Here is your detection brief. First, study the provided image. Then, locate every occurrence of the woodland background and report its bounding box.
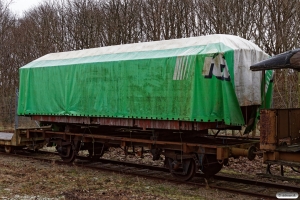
[0,0,298,128]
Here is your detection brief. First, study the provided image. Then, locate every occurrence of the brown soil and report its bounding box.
[0,147,279,200]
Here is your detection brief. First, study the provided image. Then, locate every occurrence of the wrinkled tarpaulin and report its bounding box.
[18,34,272,126]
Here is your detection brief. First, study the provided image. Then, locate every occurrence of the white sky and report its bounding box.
[7,0,46,16]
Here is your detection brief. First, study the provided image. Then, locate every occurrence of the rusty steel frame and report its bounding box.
[260,108,300,148]
[260,109,277,151]
[27,114,259,161]
[0,128,46,149]
[263,151,300,163]
[260,108,300,165]
[27,129,258,161]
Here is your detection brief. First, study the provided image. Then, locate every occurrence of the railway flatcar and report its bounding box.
[251,49,300,177]
[0,128,45,153]
[14,34,272,180]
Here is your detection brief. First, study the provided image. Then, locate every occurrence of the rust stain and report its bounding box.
[31,115,234,131]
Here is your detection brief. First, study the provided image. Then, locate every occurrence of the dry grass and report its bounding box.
[0,153,259,200]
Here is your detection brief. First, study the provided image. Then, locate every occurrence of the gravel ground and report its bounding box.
[0,147,282,200]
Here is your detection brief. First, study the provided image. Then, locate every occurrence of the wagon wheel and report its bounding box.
[61,147,76,163]
[4,146,13,153]
[165,157,196,181]
[201,154,223,177]
[56,143,76,163]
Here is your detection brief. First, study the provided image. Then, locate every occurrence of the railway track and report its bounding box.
[0,149,299,200]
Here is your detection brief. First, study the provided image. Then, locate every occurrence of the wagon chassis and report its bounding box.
[20,123,259,181]
[0,111,261,181]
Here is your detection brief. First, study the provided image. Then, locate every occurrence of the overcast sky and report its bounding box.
[8,0,46,16]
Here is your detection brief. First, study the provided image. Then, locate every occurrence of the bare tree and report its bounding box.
[253,0,300,109]
[100,0,143,45]
[4,0,300,128]
[195,0,260,39]
[63,0,105,49]
[255,0,300,55]
[0,0,17,127]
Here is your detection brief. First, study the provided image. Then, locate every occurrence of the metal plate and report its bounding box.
[0,132,14,141]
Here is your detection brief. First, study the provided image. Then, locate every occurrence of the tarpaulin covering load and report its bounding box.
[18,34,270,126]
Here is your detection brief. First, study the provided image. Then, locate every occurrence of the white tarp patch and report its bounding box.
[173,56,195,80]
[202,54,230,81]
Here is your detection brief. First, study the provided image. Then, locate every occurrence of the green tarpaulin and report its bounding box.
[18,34,271,126]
